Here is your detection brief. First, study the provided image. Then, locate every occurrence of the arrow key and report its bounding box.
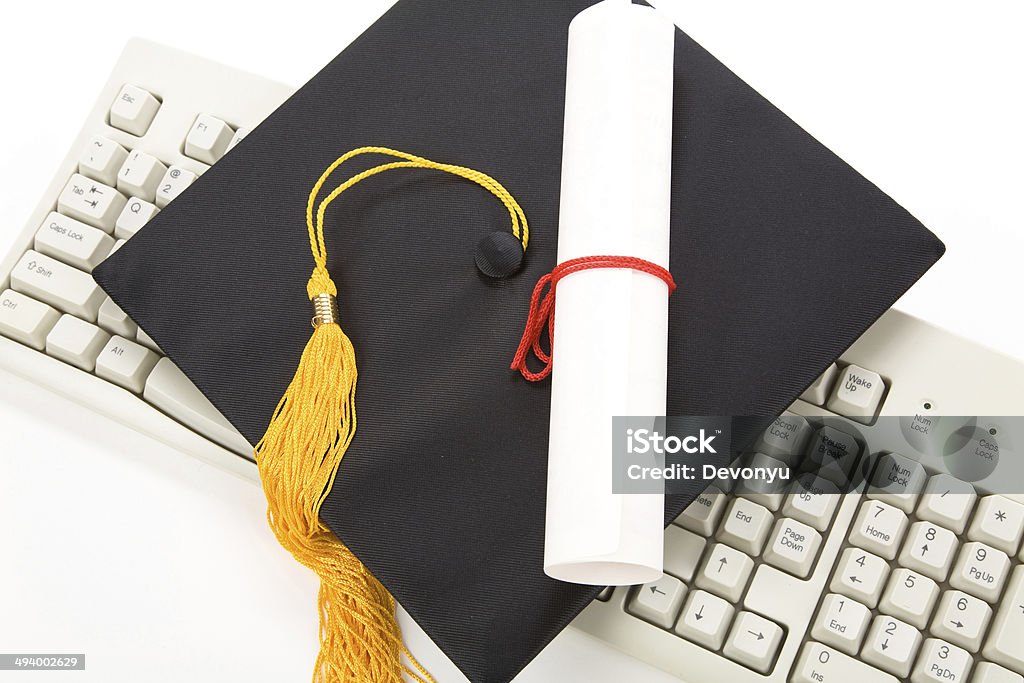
[695,542,754,603]
[723,610,783,674]
[898,521,958,582]
[830,547,891,608]
[861,614,922,678]
[929,589,991,652]
[674,589,735,650]
[626,574,686,630]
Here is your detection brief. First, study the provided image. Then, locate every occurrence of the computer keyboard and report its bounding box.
[0,39,292,479]
[577,333,1024,682]
[2,38,1024,683]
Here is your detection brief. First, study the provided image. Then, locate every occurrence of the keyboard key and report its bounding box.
[11,250,105,322]
[95,335,159,393]
[799,362,838,406]
[949,541,1010,602]
[626,574,686,629]
[861,615,922,678]
[117,150,167,202]
[673,589,734,650]
[663,526,706,582]
[673,485,725,536]
[136,327,161,352]
[144,358,252,456]
[783,473,840,531]
[916,474,976,535]
[811,593,872,655]
[762,517,821,578]
[155,165,197,208]
[898,521,958,582]
[695,542,753,602]
[974,663,1024,683]
[792,641,898,683]
[722,610,783,674]
[982,565,1024,674]
[34,212,114,271]
[78,135,128,185]
[97,296,137,338]
[595,587,612,602]
[804,425,861,485]
[716,497,773,555]
[755,412,812,464]
[827,363,885,423]
[735,452,790,510]
[226,127,248,153]
[911,638,973,683]
[849,500,908,560]
[968,495,1024,555]
[878,568,939,629]
[57,174,127,232]
[0,289,60,350]
[45,314,110,372]
[109,84,160,136]
[867,452,927,512]
[184,113,234,164]
[929,590,991,652]
[830,547,890,608]
[114,197,159,240]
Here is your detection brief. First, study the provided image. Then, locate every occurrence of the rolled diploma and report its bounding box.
[543,0,675,586]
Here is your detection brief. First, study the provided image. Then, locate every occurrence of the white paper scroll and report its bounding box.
[543,0,676,586]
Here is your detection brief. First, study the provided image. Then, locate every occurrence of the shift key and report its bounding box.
[11,250,105,322]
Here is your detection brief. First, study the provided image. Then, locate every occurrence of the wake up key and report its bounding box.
[827,363,886,424]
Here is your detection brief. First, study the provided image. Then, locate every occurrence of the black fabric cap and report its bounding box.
[92,2,944,681]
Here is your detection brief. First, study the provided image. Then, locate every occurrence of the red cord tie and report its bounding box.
[510,255,677,382]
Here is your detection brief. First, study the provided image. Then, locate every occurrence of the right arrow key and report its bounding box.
[723,610,783,674]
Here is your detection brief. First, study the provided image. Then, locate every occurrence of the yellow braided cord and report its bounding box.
[257,147,530,683]
[306,147,529,283]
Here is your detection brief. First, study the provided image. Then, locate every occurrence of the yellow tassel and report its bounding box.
[253,148,528,683]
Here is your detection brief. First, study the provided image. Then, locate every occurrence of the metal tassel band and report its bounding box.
[311,293,339,328]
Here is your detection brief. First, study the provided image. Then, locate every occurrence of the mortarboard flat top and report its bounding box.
[93,1,944,681]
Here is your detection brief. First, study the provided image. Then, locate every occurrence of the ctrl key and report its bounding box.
[793,642,897,683]
[625,574,686,629]
[0,289,60,350]
[95,335,158,393]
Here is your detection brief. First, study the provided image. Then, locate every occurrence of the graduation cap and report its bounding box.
[92,1,945,681]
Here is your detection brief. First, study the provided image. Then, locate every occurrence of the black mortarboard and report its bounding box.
[92,1,944,681]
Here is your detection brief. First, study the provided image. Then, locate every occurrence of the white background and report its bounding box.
[1,1,1022,682]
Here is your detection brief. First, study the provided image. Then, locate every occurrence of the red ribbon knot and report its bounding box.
[510,255,677,382]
